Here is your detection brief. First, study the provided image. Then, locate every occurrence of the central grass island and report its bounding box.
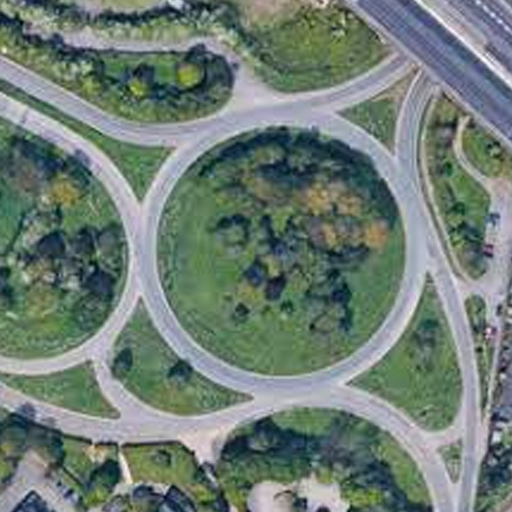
[159,127,404,375]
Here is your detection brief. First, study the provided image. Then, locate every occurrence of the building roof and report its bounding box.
[11,492,55,512]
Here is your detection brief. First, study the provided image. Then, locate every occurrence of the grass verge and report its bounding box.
[356,277,462,430]
[342,73,414,148]
[463,119,512,179]
[466,295,493,410]
[250,5,387,92]
[425,97,490,278]
[112,303,250,414]
[441,442,462,481]
[0,364,118,418]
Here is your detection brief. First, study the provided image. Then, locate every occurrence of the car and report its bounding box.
[483,243,495,258]
[485,324,498,342]
[487,212,501,227]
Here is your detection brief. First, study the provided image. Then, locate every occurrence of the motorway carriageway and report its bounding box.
[355,0,512,144]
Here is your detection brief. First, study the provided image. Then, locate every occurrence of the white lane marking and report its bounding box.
[472,0,512,36]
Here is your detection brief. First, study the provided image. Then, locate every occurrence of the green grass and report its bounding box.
[466,295,492,410]
[123,443,203,490]
[123,443,221,510]
[0,175,30,254]
[377,435,431,504]
[62,438,100,481]
[425,98,490,278]
[0,121,31,253]
[344,98,397,148]
[463,120,512,179]
[356,278,462,430]
[160,129,405,375]
[342,74,413,148]
[113,303,249,414]
[0,78,170,199]
[251,5,387,92]
[0,365,118,418]
[440,442,462,481]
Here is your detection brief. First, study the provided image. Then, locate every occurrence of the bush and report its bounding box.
[112,347,134,379]
[177,61,205,90]
[167,359,193,387]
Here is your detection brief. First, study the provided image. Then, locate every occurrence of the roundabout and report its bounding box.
[158,126,405,375]
[140,110,428,393]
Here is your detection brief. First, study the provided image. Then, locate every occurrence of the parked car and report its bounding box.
[483,243,495,258]
[487,211,501,227]
[485,324,498,342]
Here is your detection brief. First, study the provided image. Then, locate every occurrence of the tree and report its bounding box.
[364,220,389,250]
[0,267,14,308]
[243,258,267,288]
[264,275,287,301]
[167,359,193,387]
[247,420,280,452]
[112,347,133,380]
[215,214,250,249]
[176,60,205,89]
[330,281,351,306]
[291,495,308,512]
[0,424,28,459]
[48,174,81,207]
[73,293,110,330]
[86,459,121,508]
[36,231,66,260]
[84,267,116,301]
[70,227,97,260]
[0,456,15,484]
[127,76,149,99]
[97,223,124,274]
[413,318,440,371]
[29,425,64,470]
[232,302,250,324]
[339,307,353,333]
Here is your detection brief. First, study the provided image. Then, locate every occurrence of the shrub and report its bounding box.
[176,61,205,90]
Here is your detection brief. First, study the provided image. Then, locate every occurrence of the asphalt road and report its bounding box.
[0,49,410,147]
[445,0,512,70]
[396,72,482,512]
[352,0,512,149]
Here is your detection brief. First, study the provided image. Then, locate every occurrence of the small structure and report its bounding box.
[11,492,55,512]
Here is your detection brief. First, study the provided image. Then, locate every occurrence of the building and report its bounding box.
[11,492,55,512]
